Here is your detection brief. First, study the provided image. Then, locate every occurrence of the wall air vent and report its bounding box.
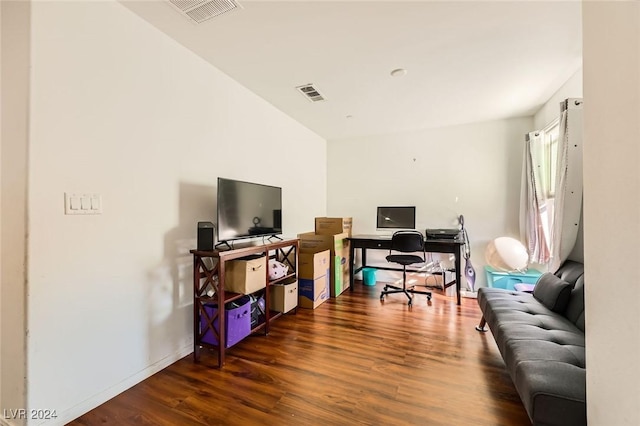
[168,0,242,24]
[295,84,326,103]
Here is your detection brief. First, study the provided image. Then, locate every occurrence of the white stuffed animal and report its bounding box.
[268,260,288,280]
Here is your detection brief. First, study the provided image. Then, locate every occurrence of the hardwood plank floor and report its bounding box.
[70,282,530,426]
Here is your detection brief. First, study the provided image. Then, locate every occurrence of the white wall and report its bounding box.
[327,117,532,288]
[24,1,326,424]
[534,68,583,130]
[1,2,3,419]
[1,1,29,423]
[583,2,640,424]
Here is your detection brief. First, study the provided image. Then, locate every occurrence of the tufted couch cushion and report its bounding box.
[477,260,586,426]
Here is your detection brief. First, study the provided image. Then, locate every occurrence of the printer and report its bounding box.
[425,228,461,240]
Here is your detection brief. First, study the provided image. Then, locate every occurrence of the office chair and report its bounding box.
[380,230,432,306]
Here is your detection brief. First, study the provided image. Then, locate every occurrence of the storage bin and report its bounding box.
[201,296,251,348]
[226,254,266,294]
[248,293,265,329]
[269,278,298,313]
[484,266,542,291]
[362,267,377,286]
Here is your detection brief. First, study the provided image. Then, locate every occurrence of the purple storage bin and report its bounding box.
[201,296,251,348]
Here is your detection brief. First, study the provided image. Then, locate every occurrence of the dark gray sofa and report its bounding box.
[476,260,586,426]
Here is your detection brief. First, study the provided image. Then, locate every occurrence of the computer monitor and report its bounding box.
[376,206,416,230]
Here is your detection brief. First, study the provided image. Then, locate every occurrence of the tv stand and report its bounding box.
[191,238,299,367]
[267,234,283,242]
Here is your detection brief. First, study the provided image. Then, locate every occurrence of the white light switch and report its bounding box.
[91,195,101,211]
[65,192,102,215]
[81,196,91,210]
[69,196,80,210]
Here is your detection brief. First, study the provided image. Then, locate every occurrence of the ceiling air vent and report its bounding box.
[168,0,242,24]
[296,84,326,103]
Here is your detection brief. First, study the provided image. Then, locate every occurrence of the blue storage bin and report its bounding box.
[484,266,542,291]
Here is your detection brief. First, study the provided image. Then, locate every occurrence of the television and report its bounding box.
[376,206,416,230]
[217,177,282,242]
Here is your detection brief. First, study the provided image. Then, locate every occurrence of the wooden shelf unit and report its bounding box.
[191,238,299,367]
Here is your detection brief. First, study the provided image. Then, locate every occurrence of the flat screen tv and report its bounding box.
[217,177,282,242]
[376,206,416,230]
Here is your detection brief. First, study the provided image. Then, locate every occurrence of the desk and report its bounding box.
[347,234,464,305]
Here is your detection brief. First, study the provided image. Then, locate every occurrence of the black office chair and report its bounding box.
[380,230,432,306]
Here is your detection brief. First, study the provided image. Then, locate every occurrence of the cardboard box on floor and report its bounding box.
[298,249,331,309]
[314,217,352,237]
[298,232,351,297]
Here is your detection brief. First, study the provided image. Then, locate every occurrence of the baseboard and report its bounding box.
[55,345,193,425]
[460,290,478,299]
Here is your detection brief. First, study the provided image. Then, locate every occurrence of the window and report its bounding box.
[539,119,560,254]
[544,121,560,198]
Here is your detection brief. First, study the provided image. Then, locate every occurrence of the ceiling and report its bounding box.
[121,0,582,140]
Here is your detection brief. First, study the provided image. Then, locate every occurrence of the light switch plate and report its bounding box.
[65,193,102,215]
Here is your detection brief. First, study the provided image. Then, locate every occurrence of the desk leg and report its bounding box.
[349,243,355,291]
[455,247,462,306]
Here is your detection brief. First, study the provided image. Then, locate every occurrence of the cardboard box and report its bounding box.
[298,231,347,254]
[298,232,351,298]
[338,238,351,296]
[226,255,267,294]
[297,250,331,309]
[298,275,330,309]
[298,249,331,280]
[269,278,298,313]
[314,217,352,237]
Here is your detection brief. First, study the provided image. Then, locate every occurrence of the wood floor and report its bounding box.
[70,282,530,426]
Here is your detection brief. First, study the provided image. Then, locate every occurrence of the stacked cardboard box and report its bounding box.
[298,249,330,309]
[298,217,352,298]
[314,217,352,237]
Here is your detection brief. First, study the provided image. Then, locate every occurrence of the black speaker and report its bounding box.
[197,222,214,251]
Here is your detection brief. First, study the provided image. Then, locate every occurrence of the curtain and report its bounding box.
[520,131,552,265]
[549,98,583,272]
